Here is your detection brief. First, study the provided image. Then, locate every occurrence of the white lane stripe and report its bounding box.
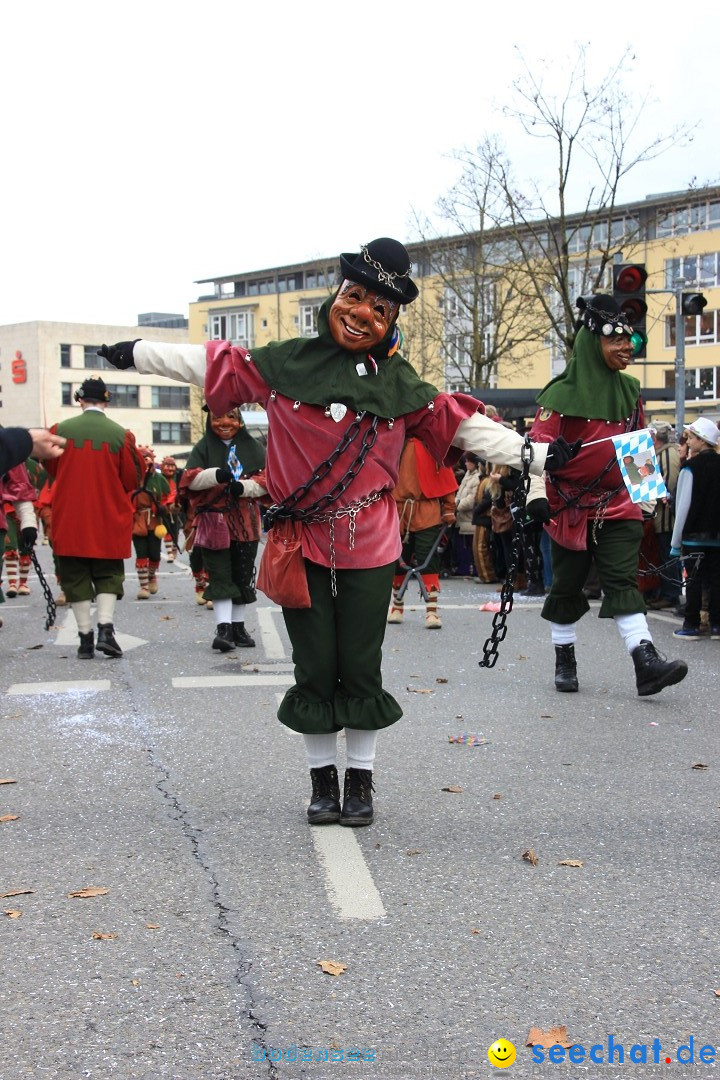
[172,675,293,688]
[310,819,386,921]
[8,681,111,695]
[257,607,286,659]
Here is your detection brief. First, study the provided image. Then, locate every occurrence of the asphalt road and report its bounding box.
[1,544,717,1080]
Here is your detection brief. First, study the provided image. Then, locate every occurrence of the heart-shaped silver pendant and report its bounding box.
[329,402,347,423]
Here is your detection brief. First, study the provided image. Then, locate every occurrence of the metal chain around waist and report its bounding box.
[479,438,533,670]
[263,414,379,530]
[305,490,384,597]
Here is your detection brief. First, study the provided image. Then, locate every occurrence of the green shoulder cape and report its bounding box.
[186,415,266,475]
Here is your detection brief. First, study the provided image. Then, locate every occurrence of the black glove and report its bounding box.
[215,469,244,496]
[20,526,38,551]
[526,498,551,524]
[97,340,139,370]
[544,436,582,472]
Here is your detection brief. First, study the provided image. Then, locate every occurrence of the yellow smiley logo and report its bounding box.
[488,1039,517,1068]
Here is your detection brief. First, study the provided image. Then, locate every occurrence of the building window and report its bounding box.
[209,311,254,347]
[106,384,139,408]
[299,302,322,336]
[665,310,719,347]
[83,345,112,369]
[152,422,191,444]
[151,385,190,409]
[60,344,71,368]
[61,382,73,405]
[657,201,720,237]
[665,253,719,289]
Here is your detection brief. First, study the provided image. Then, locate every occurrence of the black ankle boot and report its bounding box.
[232,622,255,647]
[340,768,374,827]
[554,644,578,692]
[212,622,235,652]
[631,640,688,697]
[77,631,94,659]
[307,765,341,825]
[96,623,123,658]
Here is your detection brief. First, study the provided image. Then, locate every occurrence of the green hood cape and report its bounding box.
[536,326,641,422]
[248,297,439,419]
[186,413,266,475]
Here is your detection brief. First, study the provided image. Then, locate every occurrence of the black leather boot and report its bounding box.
[96,623,123,658]
[340,768,374,827]
[307,765,341,825]
[631,640,688,697]
[554,644,579,692]
[77,631,94,659]
[232,622,256,647]
[212,622,235,652]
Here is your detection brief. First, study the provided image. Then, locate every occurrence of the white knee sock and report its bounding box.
[345,728,378,771]
[72,600,92,633]
[95,593,116,625]
[231,602,246,623]
[551,621,577,646]
[303,733,338,770]
[614,612,651,653]
[213,598,232,625]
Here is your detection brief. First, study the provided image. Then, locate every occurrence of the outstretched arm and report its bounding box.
[98,340,207,386]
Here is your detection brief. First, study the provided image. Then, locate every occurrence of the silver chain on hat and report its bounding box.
[361,245,411,289]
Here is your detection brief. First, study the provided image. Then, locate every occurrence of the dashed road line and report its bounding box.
[7,681,112,695]
[256,607,286,659]
[309,817,386,921]
[172,675,294,689]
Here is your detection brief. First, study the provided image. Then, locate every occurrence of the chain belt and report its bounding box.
[304,490,384,596]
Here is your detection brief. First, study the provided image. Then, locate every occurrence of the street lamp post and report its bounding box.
[674,282,686,434]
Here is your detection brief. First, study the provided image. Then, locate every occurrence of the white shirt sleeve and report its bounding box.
[670,469,693,549]
[134,342,207,387]
[451,413,548,475]
[15,501,37,530]
[189,468,221,490]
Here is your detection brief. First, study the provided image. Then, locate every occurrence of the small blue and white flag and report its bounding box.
[612,430,667,504]
[227,445,243,480]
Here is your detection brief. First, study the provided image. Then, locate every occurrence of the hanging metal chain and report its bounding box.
[30,551,57,631]
[263,413,379,529]
[479,438,534,670]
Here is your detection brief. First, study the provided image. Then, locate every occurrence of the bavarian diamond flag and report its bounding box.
[613,429,668,504]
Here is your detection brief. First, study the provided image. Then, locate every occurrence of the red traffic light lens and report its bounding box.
[615,266,646,292]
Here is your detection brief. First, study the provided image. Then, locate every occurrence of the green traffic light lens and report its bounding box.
[630,331,647,356]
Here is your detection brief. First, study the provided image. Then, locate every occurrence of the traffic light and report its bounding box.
[613,263,648,358]
[681,292,707,316]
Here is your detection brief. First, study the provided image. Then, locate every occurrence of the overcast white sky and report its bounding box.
[1,0,718,327]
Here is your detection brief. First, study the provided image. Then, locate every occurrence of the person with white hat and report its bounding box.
[670,417,720,640]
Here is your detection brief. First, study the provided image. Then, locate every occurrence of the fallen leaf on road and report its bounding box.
[160,615,173,621]
[68,887,109,899]
[436,677,448,683]
[0,815,20,823]
[131,978,140,987]
[492,793,502,800]
[691,763,709,770]
[92,932,118,940]
[3,909,22,918]
[406,687,434,694]
[527,1025,573,1049]
[540,713,553,718]
[146,923,160,930]
[0,889,33,898]
[26,644,44,650]
[442,785,463,794]
[405,849,422,856]
[471,927,482,935]
[317,960,347,976]
[0,779,17,785]
[714,989,720,997]
[522,848,539,867]
[518,654,528,660]
[558,859,584,868]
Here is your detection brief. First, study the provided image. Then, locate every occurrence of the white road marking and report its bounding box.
[172,675,294,688]
[8,681,111,695]
[309,819,386,921]
[52,611,147,651]
[257,607,286,659]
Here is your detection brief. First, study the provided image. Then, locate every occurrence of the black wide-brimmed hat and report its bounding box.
[74,377,110,403]
[576,294,632,337]
[339,237,419,305]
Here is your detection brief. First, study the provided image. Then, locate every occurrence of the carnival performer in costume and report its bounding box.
[387,437,457,628]
[99,237,577,826]
[45,378,144,658]
[131,447,170,599]
[670,417,720,640]
[527,295,688,697]
[159,456,182,561]
[0,461,37,628]
[180,408,267,652]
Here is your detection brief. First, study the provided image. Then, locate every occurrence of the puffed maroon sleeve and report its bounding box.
[204,342,270,416]
[406,392,483,466]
